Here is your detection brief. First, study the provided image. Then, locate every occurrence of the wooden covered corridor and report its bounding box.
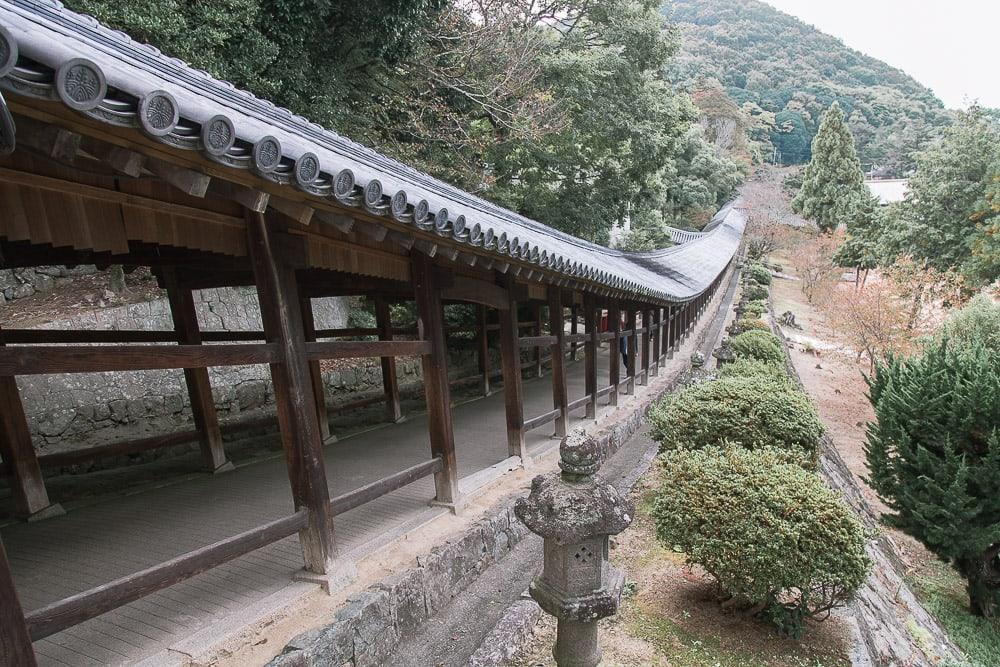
[0,4,744,664]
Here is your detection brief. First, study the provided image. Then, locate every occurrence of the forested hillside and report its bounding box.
[664,0,952,174]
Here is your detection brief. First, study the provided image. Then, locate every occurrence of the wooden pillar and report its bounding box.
[476,304,491,396]
[668,306,678,356]
[651,308,661,377]
[0,535,35,666]
[375,297,403,422]
[532,302,544,378]
[498,274,527,460]
[569,304,579,361]
[299,295,333,443]
[0,327,61,521]
[164,270,233,473]
[608,301,621,406]
[548,286,568,439]
[412,255,460,506]
[625,307,637,395]
[584,295,598,420]
[640,308,651,386]
[246,211,341,579]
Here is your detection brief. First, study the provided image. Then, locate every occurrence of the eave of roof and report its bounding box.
[0,0,744,303]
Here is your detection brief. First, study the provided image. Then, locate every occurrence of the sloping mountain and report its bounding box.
[663,0,952,174]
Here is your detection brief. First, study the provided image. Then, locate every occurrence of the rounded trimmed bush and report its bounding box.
[649,374,824,460]
[718,358,789,382]
[730,329,785,364]
[745,283,769,301]
[747,263,772,285]
[730,317,771,336]
[654,447,871,637]
[742,300,767,317]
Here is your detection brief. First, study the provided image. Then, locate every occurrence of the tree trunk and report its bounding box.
[961,546,1000,618]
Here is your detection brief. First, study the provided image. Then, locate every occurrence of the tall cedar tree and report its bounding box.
[865,300,1000,617]
[792,103,867,232]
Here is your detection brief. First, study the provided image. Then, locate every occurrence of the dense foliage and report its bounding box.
[663,0,951,173]
[876,108,1000,286]
[717,357,787,382]
[728,317,771,336]
[649,374,823,460]
[865,299,1000,617]
[654,446,871,637]
[729,329,784,364]
[66,0,743,243]
[744,283,769,301]
[746,262,772,285]
[792,103,872,232]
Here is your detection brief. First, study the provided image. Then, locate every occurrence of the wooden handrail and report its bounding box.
[518,335,557,348]
[523,408,560,432]
[305,340,432,360]
[24,510,309,641]
[330,457,442,515]
[0,344,278,376]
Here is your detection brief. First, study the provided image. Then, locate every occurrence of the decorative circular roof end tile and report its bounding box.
[295,152,321,186]
[413,199,430,224]
[334,169,355,198]
[434,208,450,232]
[469,223,483,244]
[390,190,408,220]
[138,90,179,137]
[252,136,282,173]
[0,25,18,78]
[56,58,106,111]
[202,115,235,156]
[452,215,467,239]
[363,179,383,206]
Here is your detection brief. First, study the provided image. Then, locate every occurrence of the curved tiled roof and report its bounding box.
[0,0,744,303]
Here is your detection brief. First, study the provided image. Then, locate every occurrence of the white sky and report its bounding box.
[762,0,1000,110]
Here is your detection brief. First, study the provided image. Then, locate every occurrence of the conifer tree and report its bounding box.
[865,300,1000,617]
[792,103,868,232]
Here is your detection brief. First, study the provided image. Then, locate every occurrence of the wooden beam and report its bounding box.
[18,117,80,164]
[497,273,526,460]
[246,211,341,578]
[163,269,232,473]
[80,136,145,177]
[209,180,269,213]
[24,511,308,641]
[441,276,509,311]
[330,457,441,515]
[0,344,276,375]
[532,302,544,378]
[313,209,355,235]
[269,197,314,225]
[625,307,637,395]
[518,335,557,348]
[300,296,332,443]
[412,253,460,507]
[0,536,36,666]
[356,221,389,243]
[651,308,661,377]
[375,297,403,423]
[570,304,579,361]
[145,156,211,197]
[304,340,431,360]
[584,294,598,420]
[523,407,561,433]
[640,308,651,386]
[548,285,568,439]
[0,327,60,520]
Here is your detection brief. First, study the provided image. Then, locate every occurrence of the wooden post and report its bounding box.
[476,304,491,396]
[299,296,333,442]
[609,302,621,406]
[668,306,678,356]
[532,302,544,377]
[584,295,598,420]
[246,211,343,581]
[412,254,460,507]
[651,308,661,377]
[375,297,404,422]
[0,536,36,666]
[569,304,579,361]
[498,274,527,460]
[163,271,233,472]
[640,308,651,386]
[625,307,637,395]
[547,286,568,439]
[0,327,62,521]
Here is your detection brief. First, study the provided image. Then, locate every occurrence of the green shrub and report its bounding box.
[730,329,785,364]
[649,375,824,460]
[866,331,1000,617]
[934,295,1000,352]
[730,317,770,336]
[654,447,871,638]
[747,262,772,285]
[742,300,767,317]
[718,358,789,383]
[745,283,769,301]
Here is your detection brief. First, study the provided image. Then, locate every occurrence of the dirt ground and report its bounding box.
[509,464,853,667]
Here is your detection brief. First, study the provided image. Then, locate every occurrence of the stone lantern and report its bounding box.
[515,431,633,667]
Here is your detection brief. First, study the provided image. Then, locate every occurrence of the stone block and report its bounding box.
[381,568,427,637]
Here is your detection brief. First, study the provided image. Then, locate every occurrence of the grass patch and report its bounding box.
[910,559,1000,667]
